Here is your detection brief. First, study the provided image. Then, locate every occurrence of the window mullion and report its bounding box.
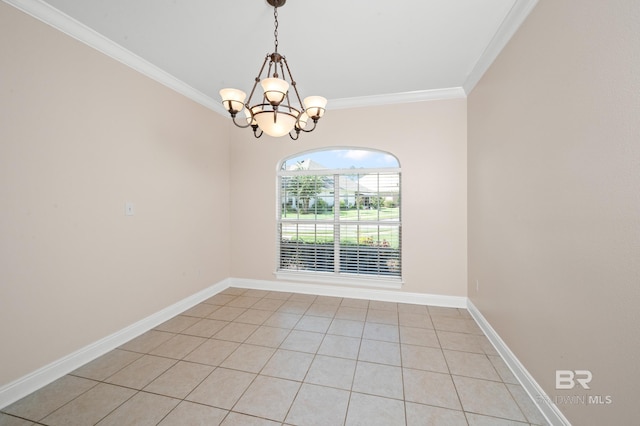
[333,173,340,274]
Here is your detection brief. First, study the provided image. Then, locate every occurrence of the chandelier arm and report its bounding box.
[289,130,300,140]
[252,126,263,138]
[278,59,294,112]
[267,59,276,79]
[281,57,305,111]
[278,58,288,83]
[247,55,271,105]
[299,118,318,133]
[231,113,251,129]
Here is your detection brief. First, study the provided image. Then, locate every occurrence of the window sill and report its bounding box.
[274,270,403,290]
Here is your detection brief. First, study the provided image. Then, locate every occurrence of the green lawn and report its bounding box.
[280,207,400,248]
[282,207,399,221]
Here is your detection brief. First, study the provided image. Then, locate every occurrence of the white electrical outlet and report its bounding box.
[125,202,134,216]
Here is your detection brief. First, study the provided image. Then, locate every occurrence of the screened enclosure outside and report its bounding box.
[277,149,401,280]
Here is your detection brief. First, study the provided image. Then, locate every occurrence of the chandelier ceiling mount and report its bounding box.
[266,0,286,7]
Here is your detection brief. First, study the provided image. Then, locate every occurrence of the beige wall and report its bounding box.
[0,1,467,392]
[0,4,230,386]
[468,0,639,424]
[229,99,468,297]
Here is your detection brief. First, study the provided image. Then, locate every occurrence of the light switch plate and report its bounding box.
[125,202,134,216]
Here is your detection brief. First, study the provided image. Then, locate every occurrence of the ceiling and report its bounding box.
[6,0,538,114]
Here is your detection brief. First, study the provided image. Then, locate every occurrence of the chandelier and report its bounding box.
[219,0,327,140]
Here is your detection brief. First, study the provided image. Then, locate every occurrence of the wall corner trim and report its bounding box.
[0,279,232,410]
[462,0,539,95]
[467,300,571,426]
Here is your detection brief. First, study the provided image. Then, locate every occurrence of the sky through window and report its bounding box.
[283,149,399,170]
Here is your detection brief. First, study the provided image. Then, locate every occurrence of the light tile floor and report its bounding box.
[0,288,549,426]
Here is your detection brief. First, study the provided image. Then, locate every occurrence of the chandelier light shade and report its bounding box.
[219,88,246,114]
[254,109,298,137]
[219,0,326,140]
[261,78,289,106]
[303,96,328,119]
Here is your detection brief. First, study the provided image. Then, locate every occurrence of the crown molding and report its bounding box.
[329,88,467,110]
[2,0,227,115]
[4,0,533,114]
[3,0,466,115]
[463,0,539,95]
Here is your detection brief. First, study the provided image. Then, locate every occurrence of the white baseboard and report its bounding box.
[229,277,467,308]
[466,300,571,426]
[2,276,463,410]
[2,275,561,426]
[0,278,231,410]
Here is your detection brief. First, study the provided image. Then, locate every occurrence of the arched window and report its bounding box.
[277,148,401,285]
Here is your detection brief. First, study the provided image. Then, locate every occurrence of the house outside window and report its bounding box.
[277,148,401,286]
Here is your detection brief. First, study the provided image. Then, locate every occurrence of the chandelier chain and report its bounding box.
[273,5,279,53]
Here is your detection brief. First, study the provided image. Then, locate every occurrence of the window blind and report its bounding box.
[278,169,401,279]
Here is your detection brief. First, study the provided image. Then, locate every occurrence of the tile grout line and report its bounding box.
[223,288,303,424]
[4,287,547,425]
[397,305,409,426]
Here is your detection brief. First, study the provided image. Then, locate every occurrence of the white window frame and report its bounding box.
[276,158,402,289]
